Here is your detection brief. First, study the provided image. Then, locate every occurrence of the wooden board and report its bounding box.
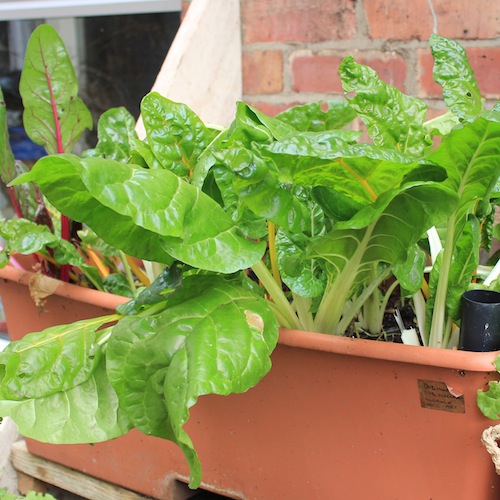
[135,0,242,137]
[10,441,148,500]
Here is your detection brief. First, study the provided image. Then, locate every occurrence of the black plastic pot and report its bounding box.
[459,289,500,352]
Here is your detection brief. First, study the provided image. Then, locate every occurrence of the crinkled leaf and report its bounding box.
[0,218,88,272]
[430,34,483,121]
[276,229,326,298]
[0,358,131,443]
[130,139,163,169]
[191,127,227,189]
[14,155,265,272]
[423,111,461,137]
[12,155,173,264]
[339,57,432,155]
[216,147,311,233]
[0,218,58,255]
[20,24,92,153]
[51,238,86,266]
[276,100,357,132]
[106,277,279,488]
[0,315,119,400]
[83,107,137,162]
[141,92,218,177]
[227,102,275,146]
[339,56,432,155]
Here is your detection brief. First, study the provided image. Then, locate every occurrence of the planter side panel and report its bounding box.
[2,271,500,499]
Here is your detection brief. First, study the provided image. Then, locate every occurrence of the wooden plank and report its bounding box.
[16,471,49,497]
[0,418,20,493]
[11,441,148,500]
[136,0,241,137]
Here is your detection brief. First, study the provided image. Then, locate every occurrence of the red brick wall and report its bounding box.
[241,0,500,116]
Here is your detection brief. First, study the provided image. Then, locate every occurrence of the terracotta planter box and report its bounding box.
[1,264,500,499]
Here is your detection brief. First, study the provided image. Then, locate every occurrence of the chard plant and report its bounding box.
[1,26,500,488]
[0,25,146,297]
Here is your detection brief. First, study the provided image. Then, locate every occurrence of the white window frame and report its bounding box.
[0,0,181,20]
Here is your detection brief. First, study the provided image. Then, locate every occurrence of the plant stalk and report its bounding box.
[119,250,138,298]
[428,214,456,348]
[251,259,302,330]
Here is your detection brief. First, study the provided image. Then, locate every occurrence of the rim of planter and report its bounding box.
[0,263,129,310]
[2,264,498,373]
[279,328,500,371]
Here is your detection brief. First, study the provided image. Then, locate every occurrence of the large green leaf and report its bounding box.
[14,155,266,272]
[0,315,119,400]
[425,118,500,347]
[309,181,457,333]
[141,92,218,177]
[339,56,432,155]
[106,277,279,488]
[430,34,483,121]
[428,117,500,224]
[0,358,131,443]
[20,24,92,154]
[262,140,427,206]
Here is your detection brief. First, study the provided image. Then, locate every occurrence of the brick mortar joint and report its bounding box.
[242,37,500,54]
[243,93,498,108]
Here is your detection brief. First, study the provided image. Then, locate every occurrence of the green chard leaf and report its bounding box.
[276,228,327,298]
[0,315,119,400]
[425,117,500,347]
[430,34,483,121]
[106,276,279,488]
[20,24,92,154]
[262,140,428,207]
[141,92,218,177]
[83,107,138,162]
[215,147,312,234]
[0,89,40,221]
[0,87,16,184]
[428,117,500,224]
[309,180,457,334]
[13,154,266,272]
[339,56,432,155]
[0,218,59,257]
[0,357,131,443]
[276,100,357,132]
